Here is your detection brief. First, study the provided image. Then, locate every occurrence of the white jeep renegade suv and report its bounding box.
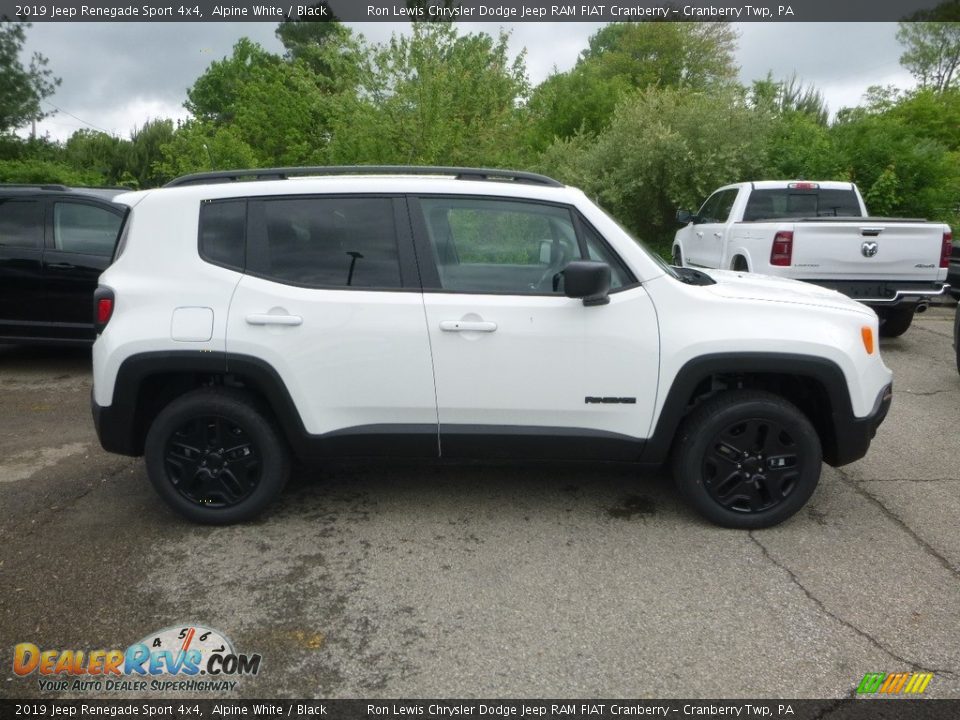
[91,166,893,528]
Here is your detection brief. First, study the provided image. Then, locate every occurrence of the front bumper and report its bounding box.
[826,382,893,467]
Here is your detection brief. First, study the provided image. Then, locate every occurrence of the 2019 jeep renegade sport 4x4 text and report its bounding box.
[91,167,893,529]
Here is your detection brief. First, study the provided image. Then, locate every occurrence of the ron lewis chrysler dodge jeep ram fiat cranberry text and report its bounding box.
[91,167,893,528]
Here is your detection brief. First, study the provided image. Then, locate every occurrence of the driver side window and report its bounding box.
[419,197,579,295]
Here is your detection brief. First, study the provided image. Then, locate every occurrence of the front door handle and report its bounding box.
[439,320,497,333]
[246,314,303,326]
[695,231,704,238]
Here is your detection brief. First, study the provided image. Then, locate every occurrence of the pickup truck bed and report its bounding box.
[674,181,951,336]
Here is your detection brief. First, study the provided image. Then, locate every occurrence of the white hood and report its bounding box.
[700,269,876,317]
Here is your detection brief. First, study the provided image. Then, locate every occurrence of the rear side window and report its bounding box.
[0,200,42,248]
[199,200,246,270]
[53,202,123,256]
[697,189,737,223]
[744,189,862,221]
[251,197,401,289]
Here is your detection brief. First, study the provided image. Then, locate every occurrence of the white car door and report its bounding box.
[689,189,736,268]
[409,195,660,460]
[224,195,439,455]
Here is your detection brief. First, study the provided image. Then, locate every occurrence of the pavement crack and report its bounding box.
[748,530,929,670]
[861,477,957,483]
[838,469,960,579]
[899,389,954,397]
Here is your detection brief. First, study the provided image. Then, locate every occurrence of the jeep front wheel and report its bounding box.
[671,390,822,529]
[144,388,290,524]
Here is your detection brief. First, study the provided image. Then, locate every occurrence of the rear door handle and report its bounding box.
[439,320,497,332]
[713,232,723,239]
[246,314,302,326]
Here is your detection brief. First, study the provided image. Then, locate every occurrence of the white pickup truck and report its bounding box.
[672,180,952,336]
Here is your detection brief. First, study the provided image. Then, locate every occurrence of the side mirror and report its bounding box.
[676,208,694,225]
[563,260,611,306]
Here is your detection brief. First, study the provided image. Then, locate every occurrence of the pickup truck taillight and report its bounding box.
[93,287,115,334]
[770,231,794,266]
[940,230,952,269]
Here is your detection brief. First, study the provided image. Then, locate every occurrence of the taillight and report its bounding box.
[93,287,115,334]
[940,230,952,269]
[770,231,794,266]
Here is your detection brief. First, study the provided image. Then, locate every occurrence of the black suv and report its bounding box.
[0,184,126,345]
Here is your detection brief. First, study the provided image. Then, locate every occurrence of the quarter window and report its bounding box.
[252,197,401,289]
[199,200,246,270]
[0,200,42,248]
[53,202,123,256]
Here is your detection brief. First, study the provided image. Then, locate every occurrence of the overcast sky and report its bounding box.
[20,22,915,141]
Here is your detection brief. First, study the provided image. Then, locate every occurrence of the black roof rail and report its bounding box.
[164,165,564,189]
[0,183,69,191]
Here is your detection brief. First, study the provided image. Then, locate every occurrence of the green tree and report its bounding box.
[830,106,960,225]
[63,129,128,183]
[127,119,176,187]
[155,120,258,178]
[0,21,59,134]
[897,6,960,92]
[527,22,738,150]
[326,24,530,166]
[540,86,770,253]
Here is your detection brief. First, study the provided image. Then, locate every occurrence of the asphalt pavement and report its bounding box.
[1,308,958,700]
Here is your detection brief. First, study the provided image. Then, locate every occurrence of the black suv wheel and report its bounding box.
[144,388,290,524]
[672,390,822,529]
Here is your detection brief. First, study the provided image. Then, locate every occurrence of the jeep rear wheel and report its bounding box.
[144,388,289,524]
[672,390,822,529]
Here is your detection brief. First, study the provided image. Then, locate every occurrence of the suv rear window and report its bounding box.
[53,202,123,256]
[199,200,246,270]
[0,200,42,248]
[743,188,862,221]
[251,197,402,289]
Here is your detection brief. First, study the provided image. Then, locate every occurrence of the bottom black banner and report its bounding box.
[1,700,959,720]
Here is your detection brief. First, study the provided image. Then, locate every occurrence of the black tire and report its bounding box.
[672,247,683,267]
[671,390,822,529]
[877,306,915,338]
[144,388,290,524]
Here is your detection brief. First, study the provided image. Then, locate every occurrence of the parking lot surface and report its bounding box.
[1,308,958,699]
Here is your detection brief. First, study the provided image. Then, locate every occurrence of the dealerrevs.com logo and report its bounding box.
[13,625,261,693]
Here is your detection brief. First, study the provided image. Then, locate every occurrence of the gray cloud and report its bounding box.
[20,21,915,141]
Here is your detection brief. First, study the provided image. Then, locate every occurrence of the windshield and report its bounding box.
[593,202,679,280]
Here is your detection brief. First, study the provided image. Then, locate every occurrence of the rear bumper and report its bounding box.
[827,382,892,467]
[91,386,140,457]
[806,279,949,307]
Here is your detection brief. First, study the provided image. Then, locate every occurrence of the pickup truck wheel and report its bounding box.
[671,390,822,529]
[144,388,290,524]
[878,307,915,338]
[672,247,683,267]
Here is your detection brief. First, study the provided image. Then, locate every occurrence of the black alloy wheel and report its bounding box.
[144,388,290,524]
[672,390,822,529]
[701,417,801,514]
[165,415,261,508]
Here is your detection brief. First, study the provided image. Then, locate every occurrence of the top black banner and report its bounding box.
[1,0,959,22]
